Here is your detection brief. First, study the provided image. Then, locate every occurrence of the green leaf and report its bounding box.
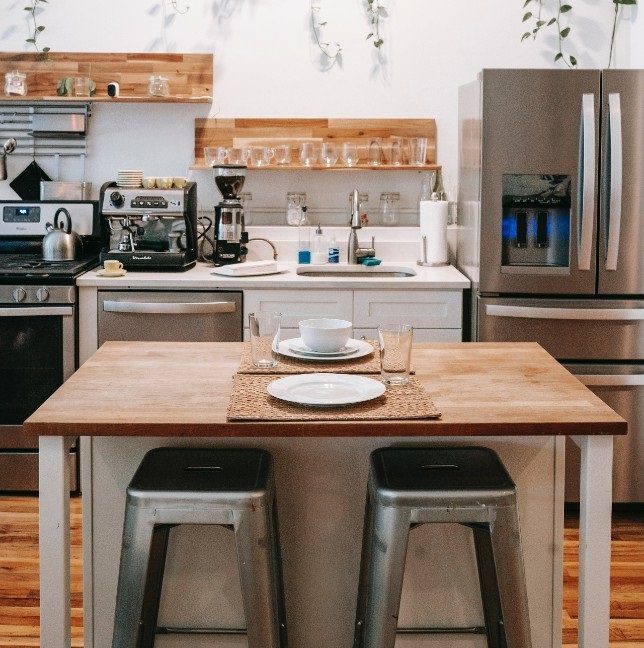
[560,27,571,37]
[523,0,531,6]
[521,31,532,41]
[522,11,532,21]
[560,4,572,12]
[548,18,556,25]
[36,25,45,31]
[570,55,578,66]
[25,38,35,43]
[555,52,563,61]
[614,0,636,4]
[536,19,545,26]
[23,7,33,10]
[366,32,373,39]
[374,38,383,48]
[378,6,388,17]
[42,46,50,52]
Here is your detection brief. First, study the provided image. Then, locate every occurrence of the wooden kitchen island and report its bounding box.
[25,342,626,648]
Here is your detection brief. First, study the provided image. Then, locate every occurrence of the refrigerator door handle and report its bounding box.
[575,374,644,387]
[578,93,596,271]
[605,93,623,271]
[485,304,644,321]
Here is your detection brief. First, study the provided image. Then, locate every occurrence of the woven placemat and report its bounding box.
[238,340,384,374]
[227,374,441,422]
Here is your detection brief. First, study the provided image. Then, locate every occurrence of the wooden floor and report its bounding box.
[0,497,641,647]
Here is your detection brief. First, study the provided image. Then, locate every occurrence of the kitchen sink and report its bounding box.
[296,265,417,278]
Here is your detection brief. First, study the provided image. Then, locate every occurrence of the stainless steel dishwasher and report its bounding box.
[98,290,243,344]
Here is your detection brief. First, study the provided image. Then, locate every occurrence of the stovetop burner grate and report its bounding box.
[0,254,100,280]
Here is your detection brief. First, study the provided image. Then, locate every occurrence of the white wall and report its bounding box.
[0,0,640,218]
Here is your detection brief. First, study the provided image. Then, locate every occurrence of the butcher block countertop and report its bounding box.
[25,341,626,438]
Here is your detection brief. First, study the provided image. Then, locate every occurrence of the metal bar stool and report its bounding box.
[111,448,287,648]
[353,446,532,648]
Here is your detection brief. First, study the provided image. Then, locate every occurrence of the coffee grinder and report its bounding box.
[213,164,249,265]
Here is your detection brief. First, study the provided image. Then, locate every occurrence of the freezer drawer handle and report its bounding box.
[578,93,596,271]
[576,374,644,387]
[605,93,623,271]
[103,301,237,315]
[486,304,644,321]
[0,306,73,317]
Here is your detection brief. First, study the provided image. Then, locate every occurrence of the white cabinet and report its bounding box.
[354,328,461,343]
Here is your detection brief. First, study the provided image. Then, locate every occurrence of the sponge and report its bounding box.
[361,258,382,266]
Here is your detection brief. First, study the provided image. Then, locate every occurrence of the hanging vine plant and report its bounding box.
[24,0,50,60]
[521,0,637,68]
[310,1,343,68]
[365,0,388,50]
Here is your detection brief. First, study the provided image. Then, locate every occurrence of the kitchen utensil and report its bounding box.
[299,318,352,353]
[42,207,84,261]
[116,170,143,188]
[173,177,187,188]
[10,160,51,200]
[266,373,385,406]
[341,142,359,167]
[378,323,413,385]
[40,181,92,201]
[212,165,249,266]
[142,177,156,189]
[96,268,127,277]
[408,137,428,166]
[156,177,173,189]
[274,337,373,362]
[379,192,400,226]
[211,260,282,277]
[299,142,319,167]
[249,311,281,368]
[320,142,338,167]
[0,138,17,181]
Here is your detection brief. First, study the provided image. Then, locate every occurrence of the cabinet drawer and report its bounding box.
[353,290,462,328]
[354,328,462,343]
[244,290,352,328]
[243,328,300,342]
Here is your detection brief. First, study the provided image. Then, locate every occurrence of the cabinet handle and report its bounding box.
[486,304,644,321]
[0,306,73,317]
[578,93,596,271]
[103,301,236,315]
[605,93,623,271]
[575,374,644,387]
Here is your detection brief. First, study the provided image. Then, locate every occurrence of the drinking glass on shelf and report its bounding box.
[320,142,338,167]
[274,144,292,165]
[368,138,383,166]
[389,137,405,166]
[204,146,227,167]
[148,75,170,97]
[4,70,27,96]
[378,323,413,385]
[73,77,91,97]
[341,142,359,167]
[226,147,247,165]
[299,141,319,167]
[249,146,274,167]
[408,137,428,166]
[249,312,281,368]
[379,192,400,226]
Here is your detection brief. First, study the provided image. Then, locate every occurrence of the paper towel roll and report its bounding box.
[419,200,448,265]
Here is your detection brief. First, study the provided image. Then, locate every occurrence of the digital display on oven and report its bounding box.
[3,206,41,223]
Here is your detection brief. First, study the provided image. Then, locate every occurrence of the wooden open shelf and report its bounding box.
[194,118,438,169]
[0,52,213,103]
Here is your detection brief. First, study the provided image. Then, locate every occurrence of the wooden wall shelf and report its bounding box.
[194,118,438,169]
[190,163,441,171]
[0,52,213,103]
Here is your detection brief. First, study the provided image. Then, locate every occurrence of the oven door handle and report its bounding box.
[103,300,237,315]
[0,306,73,317]
[485,304,644,321]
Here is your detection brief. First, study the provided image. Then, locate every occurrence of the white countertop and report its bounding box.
[77,261,470,290]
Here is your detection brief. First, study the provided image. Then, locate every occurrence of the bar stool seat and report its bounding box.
[354,446,532,648]
[112,448,287,648]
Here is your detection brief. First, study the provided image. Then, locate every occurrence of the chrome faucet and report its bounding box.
[348,189,376,264]
[0,139,17,181]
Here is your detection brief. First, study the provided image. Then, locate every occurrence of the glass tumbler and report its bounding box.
[204,146,227,166]
[320,142,338,167]
[274,144,292,165]
[341,142,359,167]
[378,323,413,385]
[250,146,274,167]
[249,312,281,368]
[408,137,428,166]
[299,141,319,167]
[379,192,400,226]
[389,137,405,166]
[226,147,247,165]
[73,77,91,97]
[4,71,27,96]
[148,75,170,97]
[368,138,383,166]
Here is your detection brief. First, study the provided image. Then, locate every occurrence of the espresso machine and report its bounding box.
[213,165,248,265]
[99,181,198,271]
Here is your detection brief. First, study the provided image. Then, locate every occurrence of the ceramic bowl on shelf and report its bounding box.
[299,318,352,353]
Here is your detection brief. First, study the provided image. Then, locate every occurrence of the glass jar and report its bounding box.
[148,75,170,97]
[239,192,253,226]
[348,192,370,226]
[4,71,27,97]
[286,192,307,226]
[379,192,400,226]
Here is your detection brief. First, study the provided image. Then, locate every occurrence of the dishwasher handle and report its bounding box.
[485,304,644,321]
[103,300,237,315]
[575,374,644,387]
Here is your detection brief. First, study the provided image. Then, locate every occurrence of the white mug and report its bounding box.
[104,260,123,273]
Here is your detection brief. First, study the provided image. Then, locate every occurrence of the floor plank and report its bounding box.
[0,497,641,647]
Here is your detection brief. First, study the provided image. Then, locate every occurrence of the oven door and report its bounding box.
[0,305,76,491]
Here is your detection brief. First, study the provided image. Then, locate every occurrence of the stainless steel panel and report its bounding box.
[477,297,644,360]
[98,290,243,344]
[564,364,643,502]
[0,450,77,492]
[31,111,86,137]
[599,70,644,295]
[478,69,600,294]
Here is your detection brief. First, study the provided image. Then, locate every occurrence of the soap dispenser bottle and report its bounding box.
[311,223,328,265]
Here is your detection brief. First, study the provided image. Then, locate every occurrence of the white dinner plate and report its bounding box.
[288,338,357,357]
[275,338,373,362]
[267,373,385,406]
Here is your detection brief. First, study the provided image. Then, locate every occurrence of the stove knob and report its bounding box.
[12,288,26,303]
[36,287,50,302]
[110,191,124,208]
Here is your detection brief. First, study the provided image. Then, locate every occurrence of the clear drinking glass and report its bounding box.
[320,142,338,167]
[408,137,428,166]
[4,70,27,96]
[379,192,400,226]
[274,144,292,165]
[226,147,247,165]
[389,137,405,166]
[249,146,274,167]
[73,77,91,97]
[378,323,413,385]
[204,146,227,167]
[299,141,319,167]
[249,312,281,368]
[341,142,359,167]
[148,75,170,97]
[368,138,383,166]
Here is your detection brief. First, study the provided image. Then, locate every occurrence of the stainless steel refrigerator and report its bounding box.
[456,69,643,503]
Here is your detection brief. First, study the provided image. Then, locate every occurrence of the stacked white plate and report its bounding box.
[274,337,374,362]
[116,170,143,188]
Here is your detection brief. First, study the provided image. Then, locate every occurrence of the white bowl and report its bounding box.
[299,318,352,353]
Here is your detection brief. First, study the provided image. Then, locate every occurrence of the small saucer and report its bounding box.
[96,268,127,277]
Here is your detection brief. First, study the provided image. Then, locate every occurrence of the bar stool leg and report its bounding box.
[353,492,376,648]
[233,502,285,648]
[362,503,411,648]
[111,504,156,648]
[490,504,532,648]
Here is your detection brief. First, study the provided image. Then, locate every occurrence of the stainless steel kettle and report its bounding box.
[42,207,83,261]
